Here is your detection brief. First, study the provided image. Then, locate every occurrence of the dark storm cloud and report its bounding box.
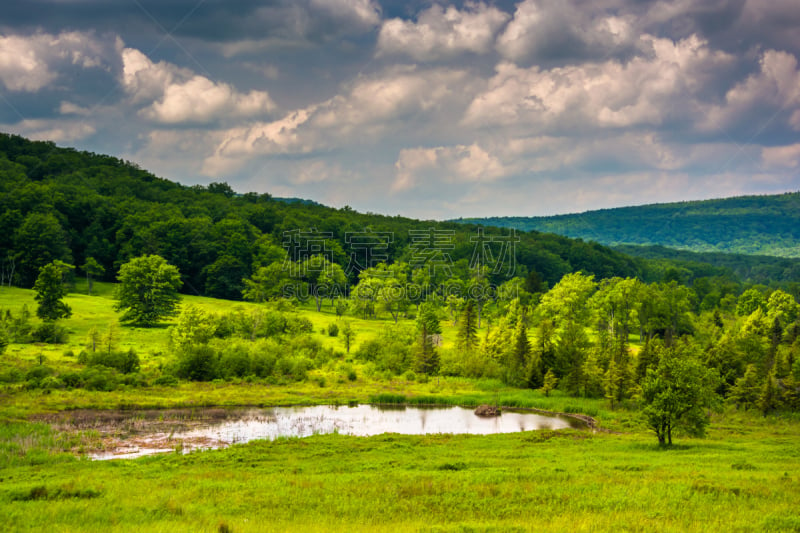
[0,0,380,48]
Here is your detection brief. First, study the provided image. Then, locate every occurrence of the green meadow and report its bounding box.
[2,284,800,532]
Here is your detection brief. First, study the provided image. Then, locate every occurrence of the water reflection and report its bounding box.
[87,405,583,460]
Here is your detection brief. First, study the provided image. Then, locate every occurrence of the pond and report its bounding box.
[44,405,587,460]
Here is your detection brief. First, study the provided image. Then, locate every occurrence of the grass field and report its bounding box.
[1,412,799,532]
[2,284,800,531]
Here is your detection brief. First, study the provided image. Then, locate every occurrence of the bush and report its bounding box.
[82,367,118,391]
[177,345,219,381]
[219,346,251,379]
[0,368,24,383]
[251,352,276,378]
[61,372,84,388]
[87,349,140,374]
[286,316,314,335]
[153,374,179,387]
[25,365,55,382]
[327,323,339,337]
[31,322,69,344]
[40,376,64,390]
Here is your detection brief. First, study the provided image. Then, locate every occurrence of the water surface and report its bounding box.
[74,404,583,460]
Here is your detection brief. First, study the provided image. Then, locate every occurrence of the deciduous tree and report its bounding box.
[115,255,182,326]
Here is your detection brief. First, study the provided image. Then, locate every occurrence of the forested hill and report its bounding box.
[456,193,800,258]
[0,132,643,297]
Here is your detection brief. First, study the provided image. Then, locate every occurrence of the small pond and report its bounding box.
[44,405,587,460]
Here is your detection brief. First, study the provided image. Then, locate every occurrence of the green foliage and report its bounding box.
[115,255,182,326]
[413,302,441,376]
[327,322,339,337]
[80,257,104,295]
[340,321,355,353]
[170,305,217,352]
[85,349,140,374]
[641,342,719,445]
[13,212,73,286]
[457,300,478,352]
[31,321,69,344]
[459,191,800,258]
[541,369,558,397]
[33,260,74,321]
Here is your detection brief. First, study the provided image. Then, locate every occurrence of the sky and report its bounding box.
[1,0,800,220]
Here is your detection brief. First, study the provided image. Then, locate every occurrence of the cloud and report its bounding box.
[392,143,508,191]
[4,118,96,142]
[700,50,800,133]
[762,143,800,168]
[465,35,736,132]
[0,31,109,92]
[204,66,474,174]
[496,0,639,65]
[377,2,510,61]
[212,0,381,56]
[120,46,276,124]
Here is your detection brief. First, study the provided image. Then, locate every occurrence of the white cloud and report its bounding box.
[204,66,474,174]
[144,76,275,124]
[0,31,108,92]
[392,143,508,192]
[377,2,510,61]
[465,35,735,131]
[121,47,276,124]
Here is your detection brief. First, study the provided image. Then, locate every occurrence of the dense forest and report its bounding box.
[458,192,800,258]
[0,132,645,298]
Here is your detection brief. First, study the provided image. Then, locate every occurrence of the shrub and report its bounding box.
[31,322,69,344]
[0,368,24,383]
[87,349,140,374]
[327,323,339,337]
[60,372,84,388]
[39,376,64,390]
[82,367,118,391]
[177,345,219,381]
[25,365,55,382]
[153,374,179,387]
[287,315,314,335]
[251,352,276,378]
[219,346,251,379]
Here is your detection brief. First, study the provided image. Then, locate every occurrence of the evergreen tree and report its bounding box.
[414,303,442,375]
[541,369,558,397]
[457,300,479,352]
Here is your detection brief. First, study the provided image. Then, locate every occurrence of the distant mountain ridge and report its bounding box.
[455,192,800,258]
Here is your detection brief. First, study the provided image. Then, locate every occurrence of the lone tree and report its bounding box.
[414,302,442,375]
[641,342,719,446]
[340,321,356,353]
[115,255,182,326]
[81,257,105,295]
[34,260,74,321]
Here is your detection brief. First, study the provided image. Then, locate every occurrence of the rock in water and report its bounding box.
[474,405,500,417]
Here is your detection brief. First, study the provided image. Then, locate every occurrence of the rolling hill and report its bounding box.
[455,193,800,258]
